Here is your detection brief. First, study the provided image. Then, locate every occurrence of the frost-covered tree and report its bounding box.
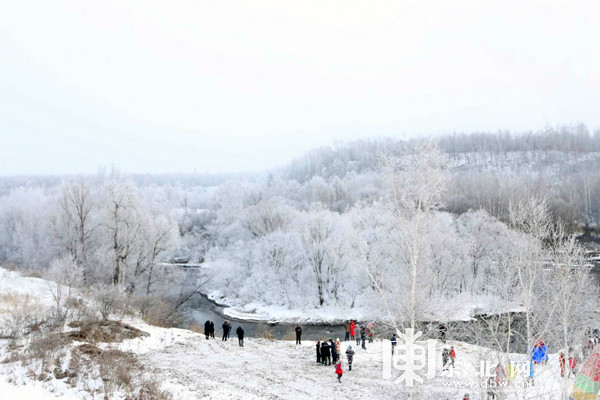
[546,226,598,399]
[378,141,450,330]
[97,181,141,286]
[507,197,554,352]
[55,178,96,282]
[129,213,178,295]
[0,187,56,268]
[299,209,335,307]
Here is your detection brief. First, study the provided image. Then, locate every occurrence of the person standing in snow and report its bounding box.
[366,322,375,343]
[450,345,456,367]
[568,352,578,377]
[204,320,211,340]
[295,324,302,345]
[355,322,362,346]
[391,333,397,354]
[439,323,447,343]
[210,321,215,338]
[360,325,367,349]
[350,320,356,342]
[559,352,566,377]
[330,339,338,363]
[344,320,351,342]
[316,341,322,364]
[335,338,341,359]
[321,340,331,365]
[442,348,449,370]
[528,360,535,386]
[335,359,343,383]
[222,320,231,341]
[236,326,244,347]
[494,363,506,385]
[462,394,470,400]
[346,345,355,371]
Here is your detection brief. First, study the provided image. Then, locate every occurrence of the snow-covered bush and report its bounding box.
[94,286,131,320]
[0,293,48,338]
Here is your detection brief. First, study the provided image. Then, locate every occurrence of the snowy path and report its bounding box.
[121,323,576,400]
[136,334,401,400]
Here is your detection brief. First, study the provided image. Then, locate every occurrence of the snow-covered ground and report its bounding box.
[0,267,581,399]
[0,268,61,307]
[211,290,525,324]
[0,376,79,400]
[117,326,574,400]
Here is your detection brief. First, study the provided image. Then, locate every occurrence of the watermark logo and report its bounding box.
[383,328,436,386]
[382,328,532,388]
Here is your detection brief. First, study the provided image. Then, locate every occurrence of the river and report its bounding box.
[176,262,600,342]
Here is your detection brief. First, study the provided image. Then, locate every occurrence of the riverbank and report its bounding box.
[205,287,524,326]
[0,266,582,399]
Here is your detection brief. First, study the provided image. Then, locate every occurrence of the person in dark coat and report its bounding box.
[203,320,210,339]
[222,320,231,341]
[321,341,331,365]
[442,348,450,370]
[209,321,215,338]
[204,320,211,340]
[360,325,367,349]
[439,323,447,343]
[316,341,322,363]
[295,325,302,345]
[346,345,355,371]
[236,326,244,347]
[330,339,337,363]
[391,333,397,354]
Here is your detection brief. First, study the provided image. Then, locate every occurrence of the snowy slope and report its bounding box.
[112,321,575,400]
[0,376,79,400]
[0,267,580,399]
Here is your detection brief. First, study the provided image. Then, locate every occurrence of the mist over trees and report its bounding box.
[0,126,598,324]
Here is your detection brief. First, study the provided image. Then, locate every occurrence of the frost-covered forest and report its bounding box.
[1,128,599,319]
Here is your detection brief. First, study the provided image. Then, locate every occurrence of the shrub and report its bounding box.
[134,295,181,328]
[26,332,70,376]
[133,379,174,400]
[0,293,48,338]
[94,286,131,320]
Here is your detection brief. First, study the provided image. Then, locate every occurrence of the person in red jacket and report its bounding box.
[559,352,566,377]
[450,346,456,367]
[335,359,343,383]
[568,354,578,377]
[349,320,356,341]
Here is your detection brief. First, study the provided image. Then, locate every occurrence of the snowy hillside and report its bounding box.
[0,267,587,400]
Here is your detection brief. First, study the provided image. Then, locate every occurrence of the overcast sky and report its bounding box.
[1,0,600,175]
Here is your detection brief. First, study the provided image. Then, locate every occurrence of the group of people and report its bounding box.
[559,348,580,378]
[343,320,375,350]
[441,346,456,370]
[203,320,246,347]
[315,338,355,383]
[203,320,216,339]
[316,339,341,365]
[310,320,378,383]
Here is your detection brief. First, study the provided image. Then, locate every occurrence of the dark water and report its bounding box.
[591,265,600,284]
[170,265,350,340]
[178,263,600,342]
[183,292,348,341]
